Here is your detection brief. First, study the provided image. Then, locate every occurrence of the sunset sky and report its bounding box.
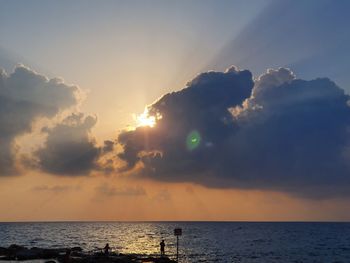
[1,0,350,222]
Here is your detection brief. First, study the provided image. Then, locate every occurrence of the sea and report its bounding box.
[1,222,350,263]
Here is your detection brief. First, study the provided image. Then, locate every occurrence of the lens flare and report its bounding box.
[186,130,201,151]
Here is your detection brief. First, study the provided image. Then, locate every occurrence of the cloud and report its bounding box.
[118,67,254,168]
[0,65,80,175]
[35,113,102,176]
[118,66,350,198]
[0,65,117,177]
[96,183,146,197]
[102,140,115,153]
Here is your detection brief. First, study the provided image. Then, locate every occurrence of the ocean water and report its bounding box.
[0,222,350,262]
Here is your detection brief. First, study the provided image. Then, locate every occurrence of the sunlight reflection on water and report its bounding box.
[1,222,350,262]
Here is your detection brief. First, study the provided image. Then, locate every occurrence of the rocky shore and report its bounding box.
[0,244,177,263]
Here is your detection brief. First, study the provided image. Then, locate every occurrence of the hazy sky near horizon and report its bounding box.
[1,0,350,221]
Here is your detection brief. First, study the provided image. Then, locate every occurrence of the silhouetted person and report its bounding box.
[160,240,165,257]
[63,249,71,263]
[104,243,110,255]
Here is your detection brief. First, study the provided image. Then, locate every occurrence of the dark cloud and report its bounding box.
[118,67,253,168]
[36,113,101,176]
[0,65,80,175]
[96,183,146,197]
[102,140,115,153]
[118,66,350,198]
[229,68,350,197]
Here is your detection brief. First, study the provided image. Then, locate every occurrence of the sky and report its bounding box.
[1,0,350,221]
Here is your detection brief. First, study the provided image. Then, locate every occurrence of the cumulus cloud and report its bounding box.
[0,65,80,175]
[118,68,254,168]
[118,66,350,198]
[35,113,102,176]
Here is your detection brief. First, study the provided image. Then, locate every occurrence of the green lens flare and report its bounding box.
[186,130,201,151]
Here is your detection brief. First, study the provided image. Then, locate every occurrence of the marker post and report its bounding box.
[174,228,182,262]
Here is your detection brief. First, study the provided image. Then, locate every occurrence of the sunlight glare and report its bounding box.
[136,108,156,127]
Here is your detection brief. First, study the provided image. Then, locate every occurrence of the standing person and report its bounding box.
[63,249,71,263]
[160,240,165,257]
[104,243,110,255]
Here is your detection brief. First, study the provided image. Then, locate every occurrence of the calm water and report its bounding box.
[1,222,350,262]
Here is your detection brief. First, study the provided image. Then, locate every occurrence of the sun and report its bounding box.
[136,108,156,127]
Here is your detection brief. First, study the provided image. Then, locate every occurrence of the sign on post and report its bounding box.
[174,228,182,262]
[174,228,182,236]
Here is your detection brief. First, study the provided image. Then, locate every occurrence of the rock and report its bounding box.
[0,247,7,256]
[16,248,38,260]
[139,256,177,263]
[42,248,61,258]
[8,244,26,250]
[0,245,177,263]
[71,246,83,252]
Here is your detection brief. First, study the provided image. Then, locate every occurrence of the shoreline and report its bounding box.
[0,245,176,263]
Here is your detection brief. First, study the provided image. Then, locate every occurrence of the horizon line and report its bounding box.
[1,220,350,223]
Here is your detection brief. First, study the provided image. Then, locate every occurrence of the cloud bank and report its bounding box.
[118,66,350,198]
[0,65,80,175]
[0,66,119,177]
[2,64,350,198]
